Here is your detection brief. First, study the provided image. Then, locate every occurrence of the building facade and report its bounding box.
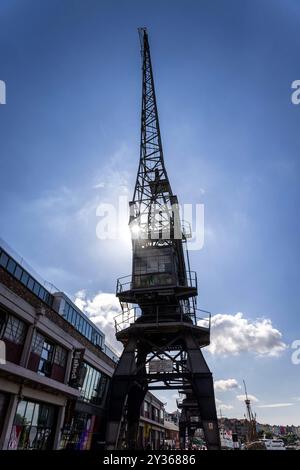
[0,241,169,451]
[164,420,179,449]
[0,242,117,450]
[138,392,165,449]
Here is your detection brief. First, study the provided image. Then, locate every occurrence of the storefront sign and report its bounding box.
[149,360,173,373]
[69,348,85,388]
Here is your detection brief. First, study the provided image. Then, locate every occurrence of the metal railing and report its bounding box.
[0,238,119,363]
[114,305,211,334]
[116,270,198,295]
[0,237,59,295]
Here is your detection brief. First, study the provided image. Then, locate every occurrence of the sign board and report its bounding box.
[149,360,173,373]
[69,348,85,388]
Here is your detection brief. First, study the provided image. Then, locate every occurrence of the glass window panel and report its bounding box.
[38,404,49,426]
[37,339,54,377]
[28,426,38,448]
[31,331,45,355]
[70,309,76,326]
[24,402,35,425]
[79,363,109,404]
[46,405,55,427]
[54,345,67,367]
[67,308,72,323]
[85,366,94,401]
[11,400,56,450]
[27,277,34,290]
[0,252,9,268]
[38,287,46,300]
[4,314,27,345]
[14,265,23,280]
[33,282,40,296]
[7,259,16,274]
[91,370,100,402]
[63,303,70,318]
[75,312,80,329]
[21,271,29,286]
[15,400,27,425]
[32,404,39,426]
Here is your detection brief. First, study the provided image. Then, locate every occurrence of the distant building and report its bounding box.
[219,418,249,443]
[164,420,179,449]
[138,392,165,449]
[165,410,180,426]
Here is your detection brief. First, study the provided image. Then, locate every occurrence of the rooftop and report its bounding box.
[0,237,118,363]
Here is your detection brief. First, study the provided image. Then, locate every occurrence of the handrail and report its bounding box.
[116,270,198,294]
[114,306,211,334]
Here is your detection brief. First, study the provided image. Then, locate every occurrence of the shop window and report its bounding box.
[3,314,26,345]
[38,339,54,377]
[0,310,27,364]
[79,363,108,405]
[29,331,67,382]
[9,399,56,450]
[54,345,67,367]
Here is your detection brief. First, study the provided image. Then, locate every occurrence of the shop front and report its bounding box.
[8,398,57,450]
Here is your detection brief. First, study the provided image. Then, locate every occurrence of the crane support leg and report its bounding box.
[105,337,148,449]
[185,334,221,450]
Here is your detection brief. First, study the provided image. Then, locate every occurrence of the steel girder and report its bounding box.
[105,327,220,450]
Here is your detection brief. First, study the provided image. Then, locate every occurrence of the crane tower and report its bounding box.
[105,28,220,450]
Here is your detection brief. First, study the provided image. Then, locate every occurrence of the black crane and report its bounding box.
[105,28,220,450]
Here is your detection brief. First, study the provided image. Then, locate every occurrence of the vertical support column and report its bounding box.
[0,393,19,450]
[64,349,74,385]
[105,336,138,449]
[179,409,186,449]
[19,324,35,368]
[126,344,147,449]
[185,333,220,450]
[126,383,147,449]
[53,404,66,450]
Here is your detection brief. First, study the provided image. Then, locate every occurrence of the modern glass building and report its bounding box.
[0,240,117,450]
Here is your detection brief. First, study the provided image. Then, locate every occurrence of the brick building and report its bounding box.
[138,392,165,449]
[0,241,117,450]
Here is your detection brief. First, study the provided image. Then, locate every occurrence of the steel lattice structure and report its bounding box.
[105,28,220,451]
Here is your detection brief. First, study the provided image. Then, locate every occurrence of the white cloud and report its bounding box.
[214,378,239,392]
[237,394,259,403]
[257,403,294,409]
[205,312,287,357]
[219,404,234,410]
[74,290,122,353]
[215,398,234,411]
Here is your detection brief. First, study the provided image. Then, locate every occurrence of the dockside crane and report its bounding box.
[105,28,220,450]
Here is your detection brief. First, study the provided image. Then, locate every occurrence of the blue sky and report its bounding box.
[1,0,300,425]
